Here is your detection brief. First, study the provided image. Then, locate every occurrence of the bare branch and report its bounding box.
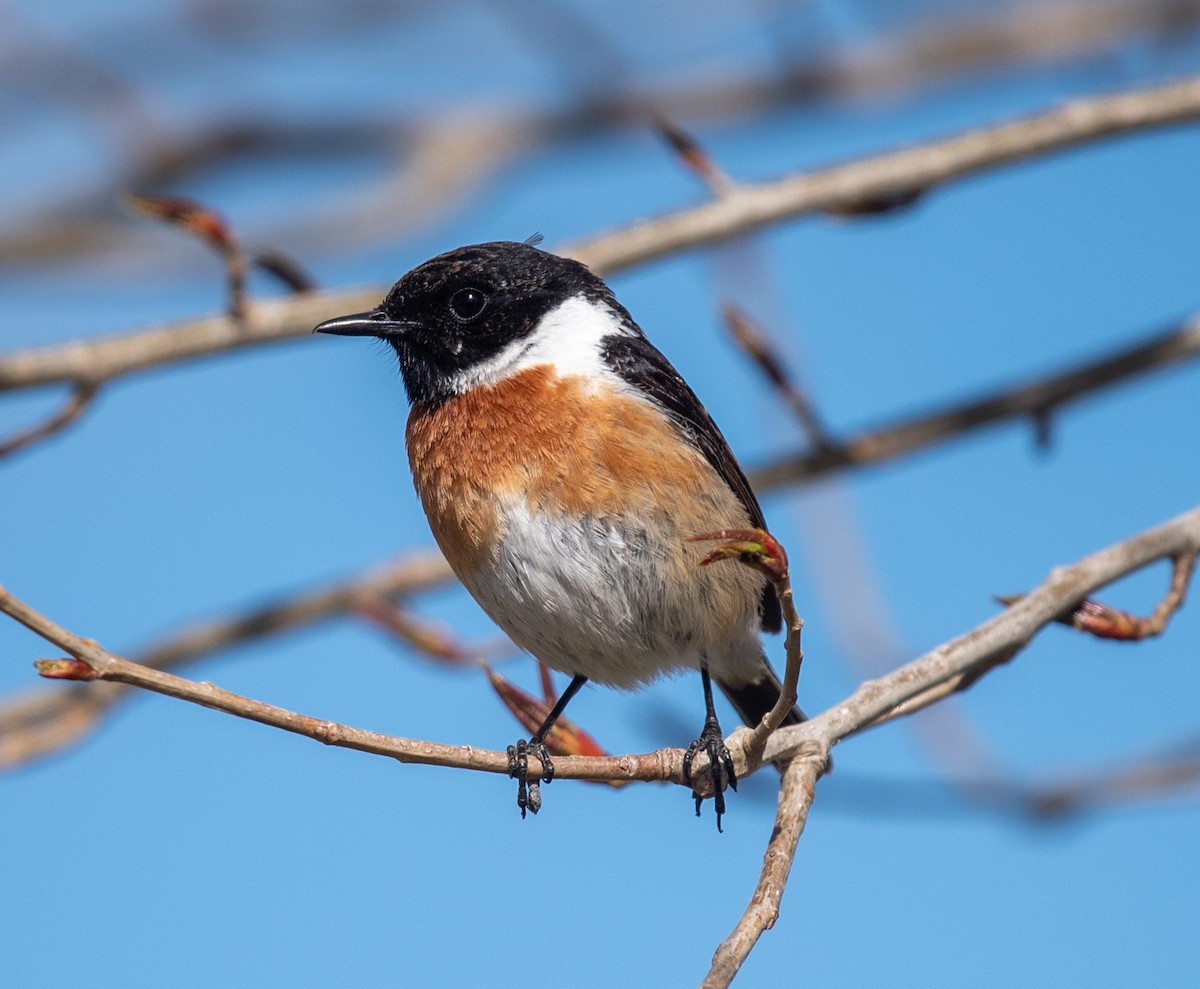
[0,383,98,459]
[0,578,677,783]
[721,302,835,452]
[5,77,1200,396]
[751,311,1200,489]
[565,76,1200,272]
[4,506,1198,789]
[1000,549,1197,641]
[0,288,380,391]
[703,754,824,989]
[5,312,1196,765]
[9,1,1197,268]
[754,504,1200,772]
[0,551,452,767]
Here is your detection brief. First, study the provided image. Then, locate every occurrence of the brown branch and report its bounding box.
[9,1,1197,268]
[565,76,1200,272]
[5,506,1198,789]
[703,754,824,989]
[720,302,835,452]
[1001,549,1198,641]
[5,77,1200,396]
[0,287,381,391]
[752,504,1200,773]
[1144,552,1197,635]
[0,551,452,768]
[0,579,679,783]
[691,528,804,752]
[1022,745,1200,819]
[0,383,98,459]
[750,311,1200,489]
[2,505,1198,980]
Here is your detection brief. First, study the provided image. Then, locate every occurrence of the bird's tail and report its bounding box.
[718,663,805,729]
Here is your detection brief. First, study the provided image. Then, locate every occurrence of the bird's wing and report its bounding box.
[601,332,782,633]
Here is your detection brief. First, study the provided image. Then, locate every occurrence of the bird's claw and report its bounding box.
[507,738,554,818]
[682,717,737,831]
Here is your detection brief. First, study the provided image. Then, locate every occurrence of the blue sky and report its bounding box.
[3,3,1199,986]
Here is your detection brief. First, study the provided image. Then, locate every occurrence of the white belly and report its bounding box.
[461,500,764,689]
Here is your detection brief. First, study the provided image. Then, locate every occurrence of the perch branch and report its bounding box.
[0,551,452,767]
[4,506,1197,788]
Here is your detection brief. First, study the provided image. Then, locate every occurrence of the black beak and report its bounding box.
[313,310,407,338]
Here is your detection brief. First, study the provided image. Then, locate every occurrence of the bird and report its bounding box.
[314,240,802,827]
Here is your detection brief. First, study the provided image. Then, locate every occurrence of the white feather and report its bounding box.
[462,496,765,690]
[447,293,631,393]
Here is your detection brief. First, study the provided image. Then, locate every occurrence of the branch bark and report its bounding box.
[4,76,1200,396]
[4,504,1195,987]
[702,755,824,989]
[751,312,1200,487]
[0,551,452,767]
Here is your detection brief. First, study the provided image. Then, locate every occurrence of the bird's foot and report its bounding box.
[507,737,554,818]
[682,716,737,831]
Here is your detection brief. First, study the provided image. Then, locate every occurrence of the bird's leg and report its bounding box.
[682,663,737,831]
[507,673,588,818]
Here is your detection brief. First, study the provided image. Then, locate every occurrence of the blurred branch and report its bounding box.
[8,1,1200,265]
[750,310,1200,488]
[0,383,97,460]
[6,76,1200,397]
[720,302,835,452]
[566,75,1200,271]
[0,550,452,767]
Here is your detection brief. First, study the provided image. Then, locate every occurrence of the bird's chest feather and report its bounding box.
[404,366,761,682]
[406,365,724,564]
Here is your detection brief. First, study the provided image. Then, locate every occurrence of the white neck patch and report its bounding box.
[447,293,633,393]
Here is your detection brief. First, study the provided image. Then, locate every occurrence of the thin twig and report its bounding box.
[702,755,824,989]
[0,580,678,784]
[4,506,1198,790]
[0,551,452,767]
[0,383,98,459]
[689,528,803,761]
[721,302,835,452]
[1141,551,1197,635]
[1001,549,1198,641]
[750,312,1200,489]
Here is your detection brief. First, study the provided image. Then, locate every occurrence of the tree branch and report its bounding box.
[0,550,452,767]
[702,754,824,989]
[750,311,1200,488]
[753,504,1200,772]
[563,76,1200,272]
[2,505,1196,986]
[0,383,98,459]
[4,505,1197,788]
[4,77,1200,396]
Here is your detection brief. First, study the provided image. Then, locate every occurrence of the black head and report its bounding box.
[314,241,621,404]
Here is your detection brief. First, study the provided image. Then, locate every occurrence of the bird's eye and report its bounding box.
[449,287,488,322]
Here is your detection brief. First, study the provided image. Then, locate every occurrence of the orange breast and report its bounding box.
[405,366,749,578]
